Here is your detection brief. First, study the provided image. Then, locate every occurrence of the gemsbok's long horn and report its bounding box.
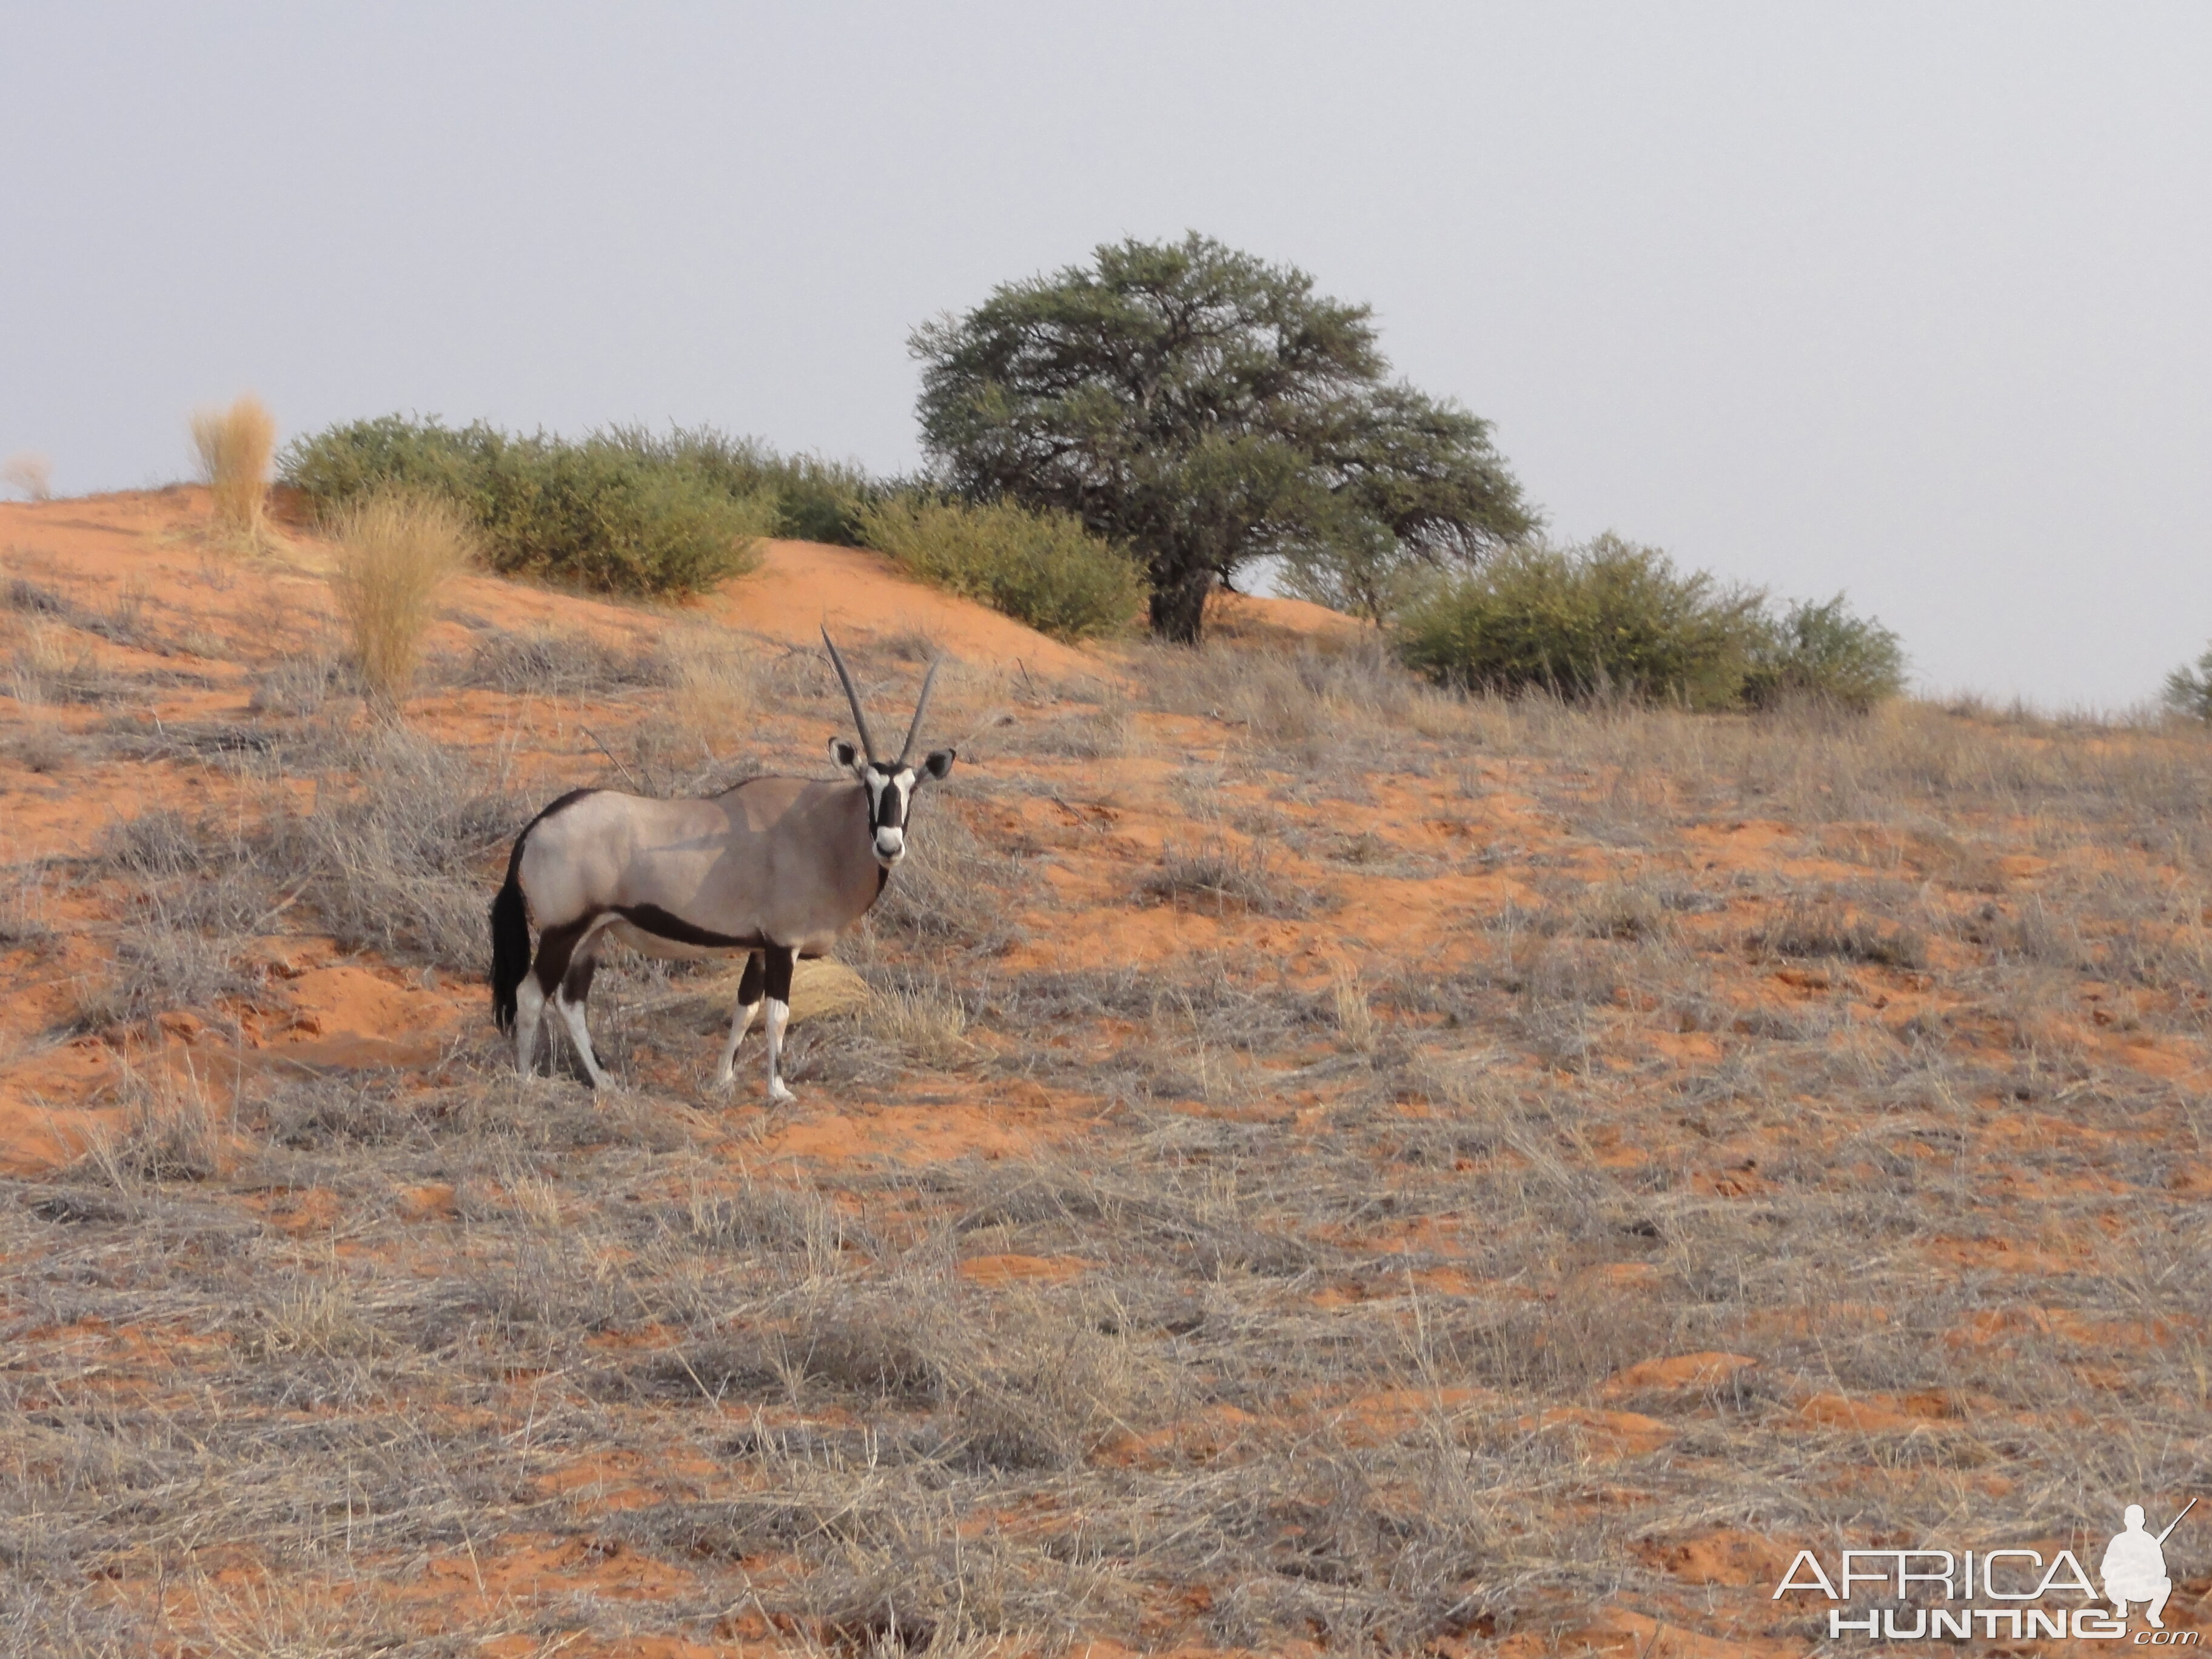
[897,659,941,766]
[822,629,878,762]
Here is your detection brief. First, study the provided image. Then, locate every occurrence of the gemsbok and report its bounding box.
[489,631,956,1102]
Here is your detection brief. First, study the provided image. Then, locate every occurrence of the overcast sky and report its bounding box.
[5,3,2208,706]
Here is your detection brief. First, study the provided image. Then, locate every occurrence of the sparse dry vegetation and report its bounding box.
[663,624,762,750]
[4,514,2210,1655]
[326,488,475,702]
[446,623,671,698]
[2,450,54,501]
[1140,835,1309,916]
[189,393,278,543]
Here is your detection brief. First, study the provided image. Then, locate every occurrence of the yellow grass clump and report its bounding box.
[326,489,475,704]
[875,983,971,1065]
[189,394,277,541]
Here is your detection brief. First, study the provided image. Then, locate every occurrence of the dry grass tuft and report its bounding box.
[0,865,55,945]
[5,614,75,704]
[1140,836,1309,917]
[245,1264,375,1358]
[1331,960,1378,1053]
[1575,880,1672,940]
[189,394,278,543]
[873,982,973,1066]
[2,722,74,773]
[3,450,55,501]
[1752,896,1928,969]
[247,649,348,717]
[326,488,474,703]
[451,625,671,697]
[75,1062,229,1186]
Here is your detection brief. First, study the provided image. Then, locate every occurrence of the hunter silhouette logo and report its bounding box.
[2106,1500,2193,1630]
[1772,1496,2199,1641]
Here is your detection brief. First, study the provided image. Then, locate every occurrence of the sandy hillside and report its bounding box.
[0,492,1092,1169]
[2,488,2208,1655]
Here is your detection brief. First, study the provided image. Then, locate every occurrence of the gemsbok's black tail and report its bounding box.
[489,833,534,1033]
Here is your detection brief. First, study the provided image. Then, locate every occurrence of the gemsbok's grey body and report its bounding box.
[489,632,954,1101]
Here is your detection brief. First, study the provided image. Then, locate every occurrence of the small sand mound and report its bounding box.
[700,538,1099,676]
[1206,586,1366,645]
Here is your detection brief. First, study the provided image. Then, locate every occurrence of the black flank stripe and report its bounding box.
[615,905,766,951]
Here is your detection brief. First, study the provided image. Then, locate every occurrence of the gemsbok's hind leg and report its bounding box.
[514,974,548,1077]
[763,946,797,1106]
[528,917,604,1087]
[712,951,766,1091]
[555,949,609,1090]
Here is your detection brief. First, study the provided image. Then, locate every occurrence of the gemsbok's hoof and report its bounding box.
[768,1082,797,1107]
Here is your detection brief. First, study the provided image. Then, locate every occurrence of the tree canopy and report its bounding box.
[913,233,1537,641]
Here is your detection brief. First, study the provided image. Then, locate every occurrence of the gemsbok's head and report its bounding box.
[822,629,956,869]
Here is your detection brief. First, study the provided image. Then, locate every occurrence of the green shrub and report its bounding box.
[1395,535,1769,708]
[279,418,865,597]
[766,454,883,545]
[280,415,498,517]
[1741,593,1907,711]
[857,496,1147,641]
[598,426,883,545]
[471,438,775,595]
[2163,647,2212,721]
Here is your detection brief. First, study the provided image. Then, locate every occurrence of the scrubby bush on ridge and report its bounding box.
[1395,534,1905,711]
[279,414,491,514]
[281,417,883,597]
[1395,535,1766,709]
[1742,592,1907,712]
[858,495,1146,642]
[475,441,774,596]
[2162,644,2212,722]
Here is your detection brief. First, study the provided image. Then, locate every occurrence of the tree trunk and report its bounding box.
[1149,571,1212,644]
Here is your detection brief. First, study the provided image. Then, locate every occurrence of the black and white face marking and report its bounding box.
[865,764,916,865]
[831,739,957,868]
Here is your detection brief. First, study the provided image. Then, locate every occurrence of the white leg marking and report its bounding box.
[712,996,762,1090]
[764,997,794,1105]
[555,989,609,1090]
[515,978,546,1078]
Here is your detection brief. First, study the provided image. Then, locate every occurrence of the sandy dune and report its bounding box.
[3,487,2207,1654]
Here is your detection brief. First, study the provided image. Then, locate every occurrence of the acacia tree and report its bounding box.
[913,233,1537,642]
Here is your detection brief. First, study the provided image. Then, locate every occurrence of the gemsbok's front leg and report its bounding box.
[762,946,797,1105]
[712,951,766,1090]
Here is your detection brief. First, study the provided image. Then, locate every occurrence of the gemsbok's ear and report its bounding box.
[830,737,862,771]
[923,748,956,780]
